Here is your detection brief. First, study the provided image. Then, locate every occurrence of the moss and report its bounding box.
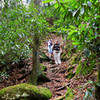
[0,83,52,100]
[40,64,47,72]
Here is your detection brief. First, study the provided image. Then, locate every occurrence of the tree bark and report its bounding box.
[28,0,41,85]
[31,0,41,6]
[95,58,100,100]
[29,34,40,85]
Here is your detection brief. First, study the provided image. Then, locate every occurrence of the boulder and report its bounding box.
[0,83,52,100]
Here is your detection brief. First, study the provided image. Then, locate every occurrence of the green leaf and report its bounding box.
[54,3,59,8]
[75,63,82,75]
[42,0,54,3]
[87,80,93,84]
[95,15,100,19]
[65,87,74,100]
[72,41,80,45]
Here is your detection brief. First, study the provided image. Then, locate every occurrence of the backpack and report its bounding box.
[53,43,60,51]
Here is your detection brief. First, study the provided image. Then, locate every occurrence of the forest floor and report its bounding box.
[40,34,68,100]
[40,34,96,100]
[0,34,96,100]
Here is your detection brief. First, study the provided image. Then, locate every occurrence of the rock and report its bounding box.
[0,83,52,100]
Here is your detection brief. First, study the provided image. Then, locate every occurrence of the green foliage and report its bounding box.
[75,62,82,75]
[82,80,96,100]
[0,71,9,82]
[44,0,99,77]
[75,56,96,75]
[45,0,99,52]
[0,1,31,67]
[40,64,47,72]
[65,87,74,100]
[0,0,48,68]
[83,88,95,100]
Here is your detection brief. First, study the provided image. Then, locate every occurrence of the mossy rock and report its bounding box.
[0,83,52,100]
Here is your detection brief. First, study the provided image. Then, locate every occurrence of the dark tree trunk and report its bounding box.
[95,58,100,100]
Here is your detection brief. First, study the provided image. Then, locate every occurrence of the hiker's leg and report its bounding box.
[48,46,52,58]
[58,52,61,64]
[55,54,58,64]
[53,51,58,64]
[55,53,59,64]
[55,52,59,65]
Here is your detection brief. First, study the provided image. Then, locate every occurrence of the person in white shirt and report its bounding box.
[53,40,61,65]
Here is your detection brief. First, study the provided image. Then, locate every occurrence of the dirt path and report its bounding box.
[42,62,68,100]
[40,34,68,100]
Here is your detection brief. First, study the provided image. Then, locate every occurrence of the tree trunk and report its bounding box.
[28,0,41,85]
[95,58,100,100]
[31,0,41,6]
[29,34,40,85]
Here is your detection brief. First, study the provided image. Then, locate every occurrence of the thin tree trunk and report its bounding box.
[95,58,100,100]
[31,0,41,6]
[29,34,40,85]
[28,0,41,85]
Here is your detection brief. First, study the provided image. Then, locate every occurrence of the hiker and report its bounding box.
[48,39,53,58]
[53,40,61,65]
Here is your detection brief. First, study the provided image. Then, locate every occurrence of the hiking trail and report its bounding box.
[40,34,68,100]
